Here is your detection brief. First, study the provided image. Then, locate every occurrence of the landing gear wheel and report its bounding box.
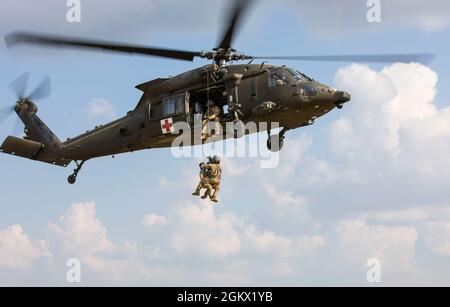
[267,135,284,152]
[68,175,76,185]
[67,160,86,185]
[336,103,344,110]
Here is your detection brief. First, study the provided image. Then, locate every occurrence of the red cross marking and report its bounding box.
[161,118,173,133]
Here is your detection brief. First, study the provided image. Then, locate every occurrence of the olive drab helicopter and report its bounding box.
[0,0,434,184]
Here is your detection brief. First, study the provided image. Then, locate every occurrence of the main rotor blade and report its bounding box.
[28,76,51,101]
[5,32,201,61]
[0,106,14,125]
[9,73,29,99]
[252,54,435,65]
[217,0,254,50]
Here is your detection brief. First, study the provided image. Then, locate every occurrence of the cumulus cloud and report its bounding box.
[171,202,242,258]
[0,224,49,271]
[87,98,116,120]
[0,198,448,284]
[45,202,153,282]
[332,63,433,159]
[423,222,450,256]
[332,219,418,273]
[332,63,450,178]
[48,201,114,256]
[143,213,168,227]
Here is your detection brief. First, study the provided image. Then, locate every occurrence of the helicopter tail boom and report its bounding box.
[0,103,71,167]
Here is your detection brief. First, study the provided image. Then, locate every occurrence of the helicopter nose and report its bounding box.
[334,91,351,104]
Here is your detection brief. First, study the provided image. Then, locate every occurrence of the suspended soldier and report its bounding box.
[192,156,222,203]
[204,155,222,203]
[192,162,213,198]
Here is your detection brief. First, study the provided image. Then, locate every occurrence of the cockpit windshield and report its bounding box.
[287,68,313,82]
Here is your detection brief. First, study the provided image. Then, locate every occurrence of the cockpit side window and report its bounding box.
[268,69,289,87]
[287,68,313,82]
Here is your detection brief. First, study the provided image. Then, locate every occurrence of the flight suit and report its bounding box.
[202,105,222,140]
[192,163,213,197]
[205,162,222,202]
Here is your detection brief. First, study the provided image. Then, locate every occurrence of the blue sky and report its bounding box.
[1,0,450,286]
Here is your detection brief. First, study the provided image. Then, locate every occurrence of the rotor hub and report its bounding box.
[200,49,252,66]
[15,98,37,113]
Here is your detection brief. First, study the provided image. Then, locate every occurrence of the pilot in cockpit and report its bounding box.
[270,70,289,86]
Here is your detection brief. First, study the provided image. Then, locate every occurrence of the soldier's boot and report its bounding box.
[210,196,219,203]
[201,188,210,199]
[210,188,219,203]
[210,192,219,202]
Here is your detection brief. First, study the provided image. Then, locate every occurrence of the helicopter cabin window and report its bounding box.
[269,69,289,87]
[163,94,185,116]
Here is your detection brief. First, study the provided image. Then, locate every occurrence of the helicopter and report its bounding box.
[0,0,434,184]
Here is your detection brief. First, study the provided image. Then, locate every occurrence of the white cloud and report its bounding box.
[423,222,450,257]
[0,224,49,271]
[332,63,450,177]
[368,209,431,223]
[263,182,306,208]
[366,206,450,258]
[243,225,293,257]
[87,98,116,120]
[143,213,168,227]
[48,201,114,256]
[3,198,450,284]
[332,220,418,273]
[222,157,252,177]
[171,202,242,258]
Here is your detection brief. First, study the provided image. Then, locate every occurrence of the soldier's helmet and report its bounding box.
[213,155,221,164]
